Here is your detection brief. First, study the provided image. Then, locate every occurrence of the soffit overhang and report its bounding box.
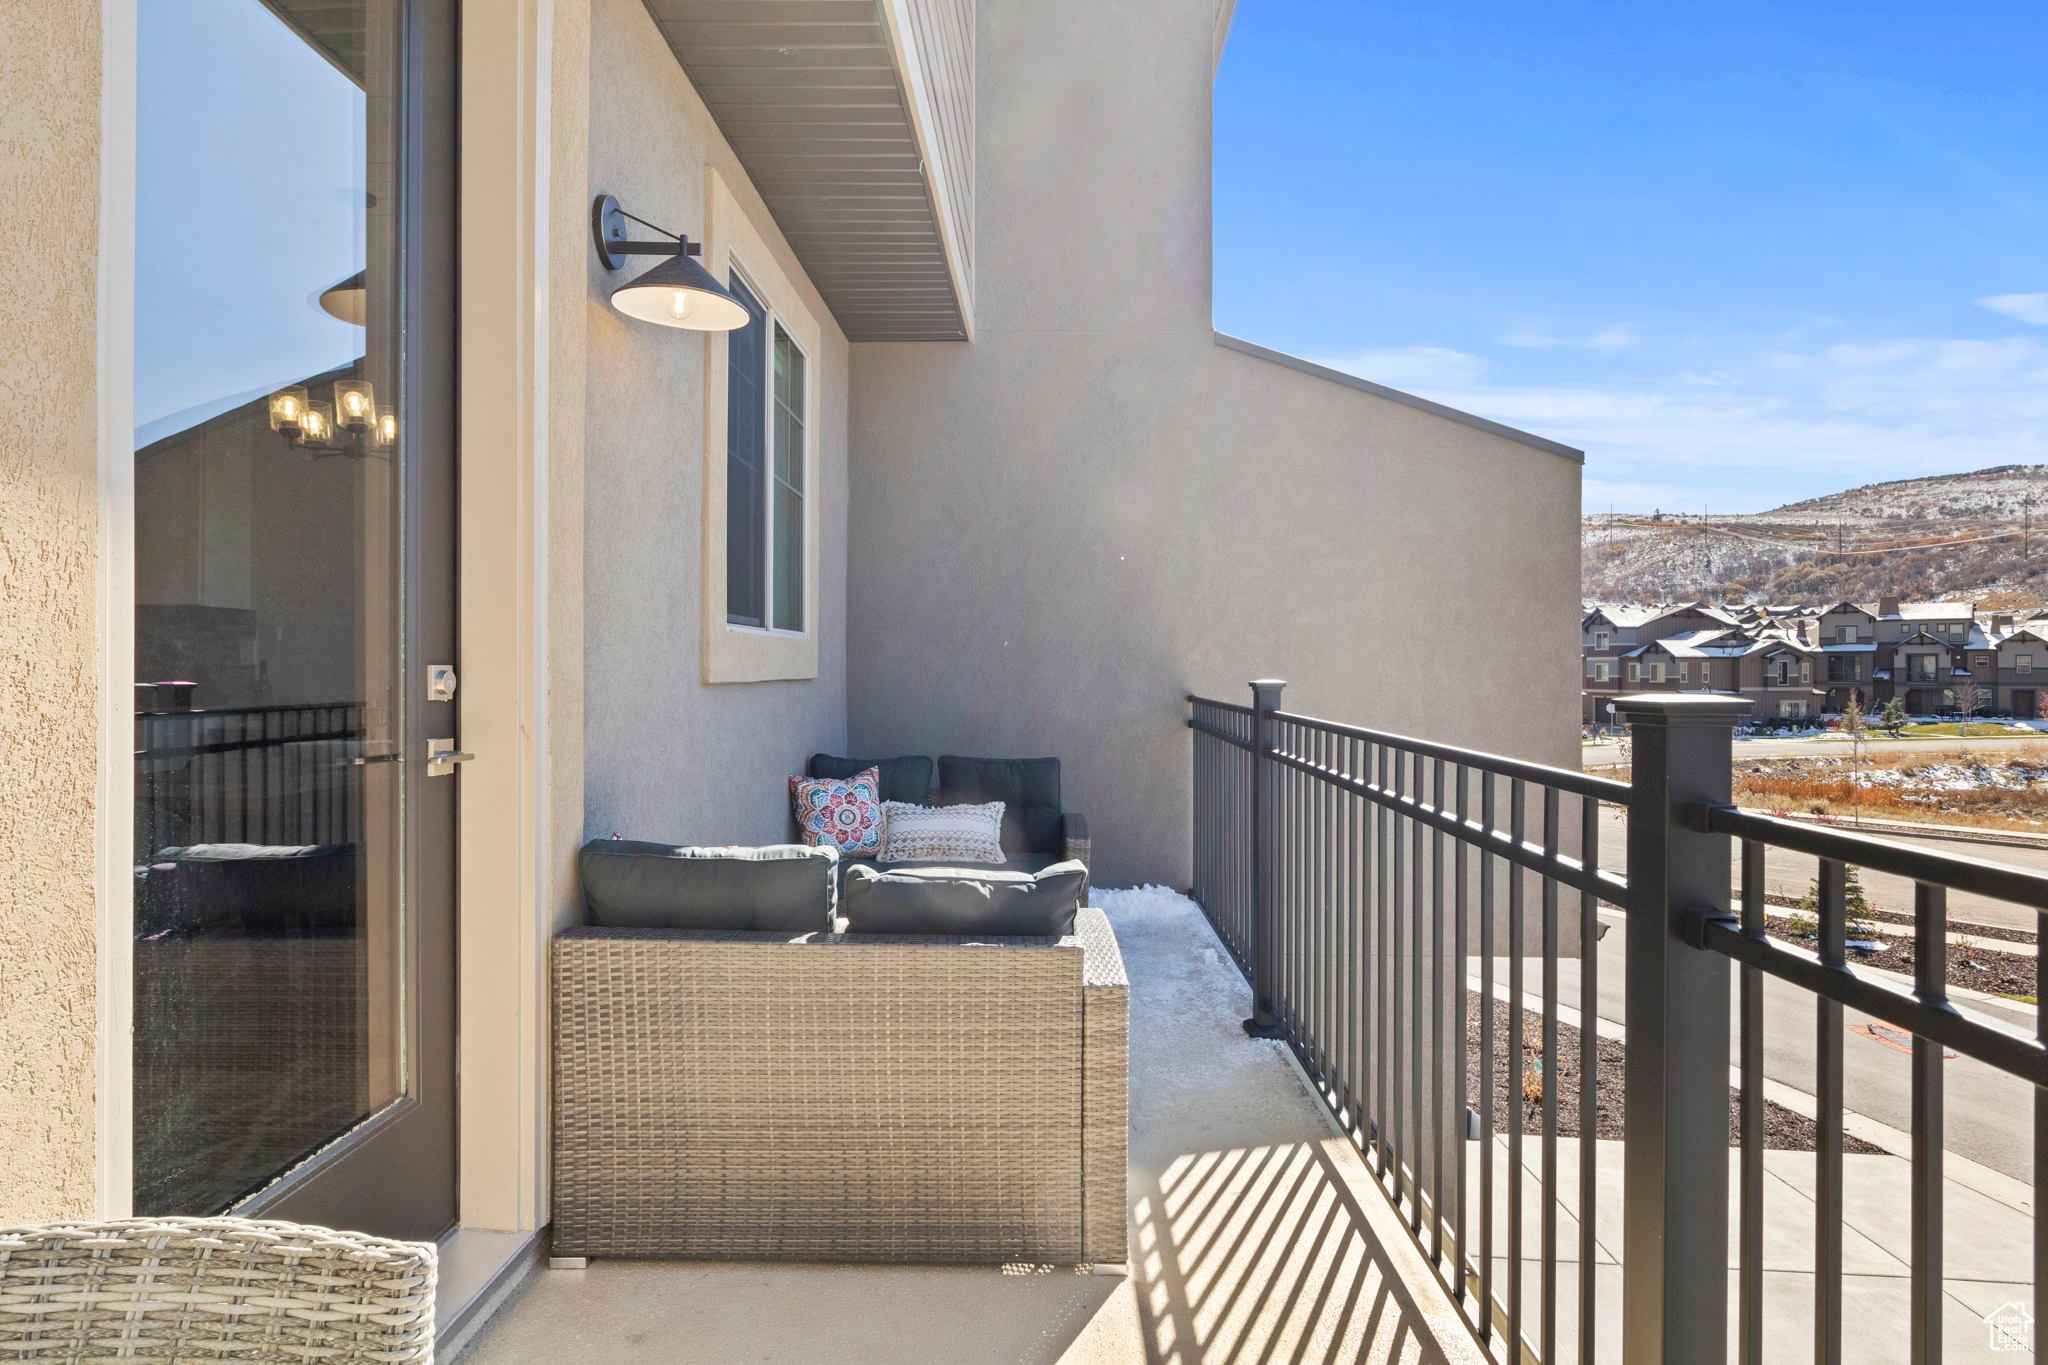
[643,0,971,342]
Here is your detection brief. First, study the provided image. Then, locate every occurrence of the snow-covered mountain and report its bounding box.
[1584,465,2048,604]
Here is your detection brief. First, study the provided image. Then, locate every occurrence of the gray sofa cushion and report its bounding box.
[580,840,835,931]
[807,753,934,805]
[839,859,1087,937]
[936,756,1062,856]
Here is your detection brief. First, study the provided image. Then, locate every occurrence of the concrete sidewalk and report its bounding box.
[1466,1135,2034,1363]
[454,888,1485,1364]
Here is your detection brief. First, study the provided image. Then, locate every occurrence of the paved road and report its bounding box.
[1538,905,2040,1181]
[1583,732,2048,765]
[1593,794,2048,934]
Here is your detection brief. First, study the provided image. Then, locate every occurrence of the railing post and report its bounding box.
[1614,693,1748,1365]
[1243,678,1286,1038]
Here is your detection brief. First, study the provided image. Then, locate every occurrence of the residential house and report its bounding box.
[1580,595,2048,721]
[0,0,1583,1347]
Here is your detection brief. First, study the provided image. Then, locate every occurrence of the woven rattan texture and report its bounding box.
[552,928,1120,1263]
[1073,909,1129,1263]
[0,1217,434,1363]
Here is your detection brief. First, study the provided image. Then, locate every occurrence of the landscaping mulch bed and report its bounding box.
[1858,903,2038,948]
[1761,891,2038,948]
[1465,995,1884,1154]
[1767,930,2040,999]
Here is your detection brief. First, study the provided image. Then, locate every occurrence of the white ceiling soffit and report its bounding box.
[643,0,970,342]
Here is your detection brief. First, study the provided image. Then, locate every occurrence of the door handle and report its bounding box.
[426,737,474,777]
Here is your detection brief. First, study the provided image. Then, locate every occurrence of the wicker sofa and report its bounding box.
[550,908,1128,1267]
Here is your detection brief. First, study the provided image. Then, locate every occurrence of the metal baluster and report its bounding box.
[1508,778,1526,1356]
[1541,785,1560,1364]
[1580,794,1601,1365]
[1411,753,1426,1233]
[1376,741,1392,1179]
[1431,755,1447,1264]
[1910,881,1945,1365]
[1478,768,1497,1344]
[1815,857,1846,1365]
[1393,747,1409,1201]
[1740,839,1765,1365]
[1455,763,1472,1303]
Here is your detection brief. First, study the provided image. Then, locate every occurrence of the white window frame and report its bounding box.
[2019,653,2036,675]
[1836,624,1854,643]
[721,257,812,641]
[1626,661,1640,682]
[1647,661,1666,683]
[700,167,824,685]
[1593,630,1610,650]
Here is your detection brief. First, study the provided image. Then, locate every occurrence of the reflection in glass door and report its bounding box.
[131,0,455,1237]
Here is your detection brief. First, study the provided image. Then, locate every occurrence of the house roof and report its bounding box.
[1881,601,1975,621]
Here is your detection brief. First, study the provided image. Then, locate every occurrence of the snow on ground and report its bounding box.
[1094,884,1198,920]
[1853,761,2048,794]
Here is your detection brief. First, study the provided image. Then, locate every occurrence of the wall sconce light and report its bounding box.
[319,269,367,326]
[591,193,750,332]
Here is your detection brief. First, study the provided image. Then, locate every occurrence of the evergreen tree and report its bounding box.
[1877,697,1909,736]
[1799,866,1877,938]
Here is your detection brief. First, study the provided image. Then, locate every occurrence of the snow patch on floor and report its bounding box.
[1093,884,1199,921]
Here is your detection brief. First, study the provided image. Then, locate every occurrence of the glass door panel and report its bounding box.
[132,0,454,1235]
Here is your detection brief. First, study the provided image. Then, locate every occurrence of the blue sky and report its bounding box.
[1214,1,2048,513]
[135,0,362,445]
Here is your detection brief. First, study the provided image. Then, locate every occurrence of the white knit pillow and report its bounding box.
[879,800,1006,864]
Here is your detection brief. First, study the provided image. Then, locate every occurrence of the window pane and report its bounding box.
[132,0,403,1216]
[770,325,805,631]
[724,275,766,626]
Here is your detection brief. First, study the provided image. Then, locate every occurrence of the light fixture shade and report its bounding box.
[333,379,376,429]
[320,270,367,326]
[301,400,334,446]
[268,385,308,434]
[609,251,751,331]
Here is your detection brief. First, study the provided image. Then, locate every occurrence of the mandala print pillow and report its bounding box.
[790,766,884,858]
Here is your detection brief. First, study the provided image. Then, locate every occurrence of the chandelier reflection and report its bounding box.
[267,379,395,458]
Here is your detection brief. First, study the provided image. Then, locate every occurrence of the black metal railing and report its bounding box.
[135,700,366,849]
[1188,681,2048,1365]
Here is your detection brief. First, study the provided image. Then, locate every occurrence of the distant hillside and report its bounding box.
[1584,465,2048,605]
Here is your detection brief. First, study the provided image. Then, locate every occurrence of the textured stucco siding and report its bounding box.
[0,0,102,1219]
[846,0,1581,888]
[578,0,850,849]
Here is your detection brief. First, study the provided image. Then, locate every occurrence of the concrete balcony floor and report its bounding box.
[454,888,1483,1364]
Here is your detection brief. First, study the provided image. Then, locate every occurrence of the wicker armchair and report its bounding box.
[0,1217,435,1363]
[551,908,1128,1267]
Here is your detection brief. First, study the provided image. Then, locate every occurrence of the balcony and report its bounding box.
[447,684,2047,1365]
[456,884,1484,1364]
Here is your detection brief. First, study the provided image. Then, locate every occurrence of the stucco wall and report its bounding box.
[0,0,102,1219]
[578,0,850,847]
[847,0,1581,887]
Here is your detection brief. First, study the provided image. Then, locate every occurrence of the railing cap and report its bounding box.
[1249,679,1287,711]
[1611,693,1752,727]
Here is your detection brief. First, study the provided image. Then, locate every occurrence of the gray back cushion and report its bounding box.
[807,753,933,805]
[580,841,835,931]
[936,756,1061,856]
[839,860,1086,937]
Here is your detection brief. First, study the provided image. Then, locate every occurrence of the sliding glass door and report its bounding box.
[131,0,456,1239]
